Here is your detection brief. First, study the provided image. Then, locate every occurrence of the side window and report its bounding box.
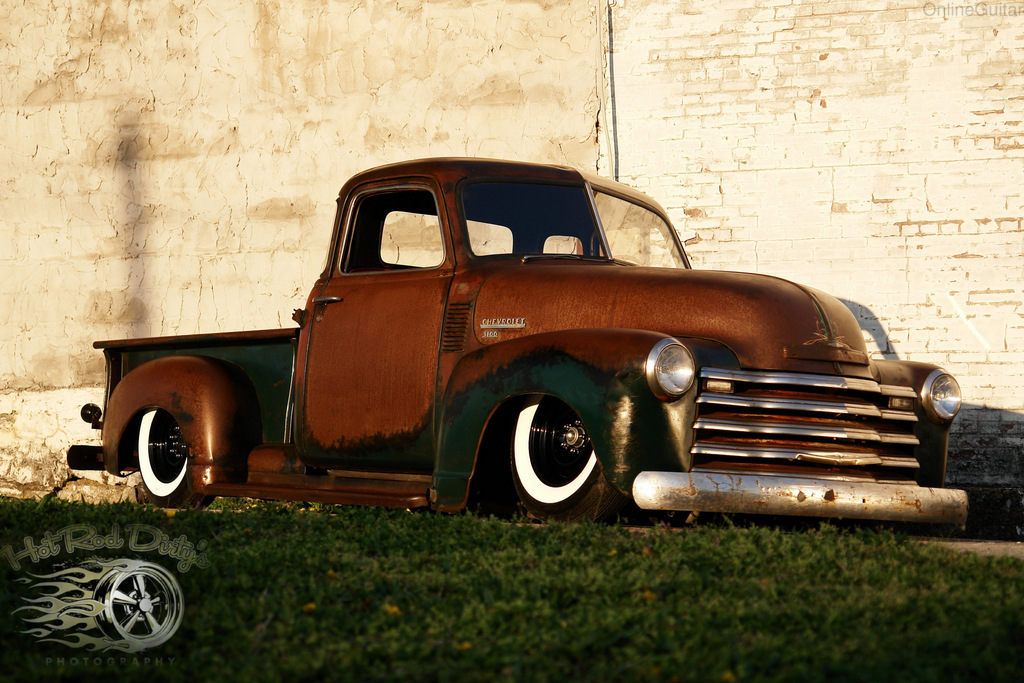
[345,189,444,271]
[594,192,686,269]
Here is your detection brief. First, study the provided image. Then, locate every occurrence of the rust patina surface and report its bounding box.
[69,158,968,525]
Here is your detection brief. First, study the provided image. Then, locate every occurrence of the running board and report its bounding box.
[203,470,432,509]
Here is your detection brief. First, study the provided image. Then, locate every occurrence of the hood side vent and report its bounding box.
[442,303,472,352]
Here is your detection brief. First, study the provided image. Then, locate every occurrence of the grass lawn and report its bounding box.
[1,496,1021,682]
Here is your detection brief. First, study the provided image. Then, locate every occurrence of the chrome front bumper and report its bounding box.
[632,470,969,525]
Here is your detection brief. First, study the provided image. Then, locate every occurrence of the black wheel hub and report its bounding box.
[528,399,593,487]
[148,411,188,484]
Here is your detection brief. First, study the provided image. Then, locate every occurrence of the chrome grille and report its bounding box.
[692,368,920,474]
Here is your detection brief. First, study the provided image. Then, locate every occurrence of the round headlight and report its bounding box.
[921,370,961,422]
[646,339,695,400]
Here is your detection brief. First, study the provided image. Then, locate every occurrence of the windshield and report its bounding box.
[461,182,607,258]
[593,191,688,269]
[460,181,688,268]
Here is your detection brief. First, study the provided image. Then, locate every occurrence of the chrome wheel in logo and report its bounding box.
[95,560,184,651]
[15,558,186,653]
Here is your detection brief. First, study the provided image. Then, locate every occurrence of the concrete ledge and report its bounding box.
[0,480,56,500]
[56,479,140,504]
[0,473,141,505]
[926,538,1024,560]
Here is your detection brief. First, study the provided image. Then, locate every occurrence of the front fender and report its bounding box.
[101,355,262,491]
[872,358,956,488]
[433,328,699,512]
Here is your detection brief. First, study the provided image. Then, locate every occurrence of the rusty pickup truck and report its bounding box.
[69,158,968,525]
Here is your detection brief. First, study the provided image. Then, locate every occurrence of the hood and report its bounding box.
[471,262,870,375]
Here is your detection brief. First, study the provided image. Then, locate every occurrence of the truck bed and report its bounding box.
[97,328,298,444]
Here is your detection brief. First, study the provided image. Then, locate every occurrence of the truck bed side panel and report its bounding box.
[99,328,297,444]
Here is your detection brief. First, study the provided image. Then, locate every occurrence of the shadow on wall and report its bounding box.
[842,299,1024,540]
[116,111,151,338]
[840,299,899,360]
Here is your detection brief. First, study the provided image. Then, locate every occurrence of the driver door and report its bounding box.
[297,184,453,472]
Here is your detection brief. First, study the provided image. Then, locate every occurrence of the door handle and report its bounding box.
[312,296,344,305]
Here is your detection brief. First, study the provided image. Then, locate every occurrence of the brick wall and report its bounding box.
[601,0,1024,488]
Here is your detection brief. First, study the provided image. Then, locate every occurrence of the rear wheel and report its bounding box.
[137,408,208,508]
[512,395,626,522]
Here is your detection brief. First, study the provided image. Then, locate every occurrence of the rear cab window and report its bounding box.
[460,182,607,259]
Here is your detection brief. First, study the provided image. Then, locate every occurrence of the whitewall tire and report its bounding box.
[511,395,626,522]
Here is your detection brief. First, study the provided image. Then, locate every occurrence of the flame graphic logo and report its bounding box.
[14,558,184,653]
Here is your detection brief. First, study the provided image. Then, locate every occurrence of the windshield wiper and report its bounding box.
[520,254,611,264]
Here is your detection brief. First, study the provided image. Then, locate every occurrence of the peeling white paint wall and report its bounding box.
[1,0,600,497]
[601,0,1024,488]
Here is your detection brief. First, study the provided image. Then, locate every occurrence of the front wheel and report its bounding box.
[137,408,209,508]
[511,395,626,522]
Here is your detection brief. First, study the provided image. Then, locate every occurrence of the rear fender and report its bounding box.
[433,328,698,512]
[101,355,262,491]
